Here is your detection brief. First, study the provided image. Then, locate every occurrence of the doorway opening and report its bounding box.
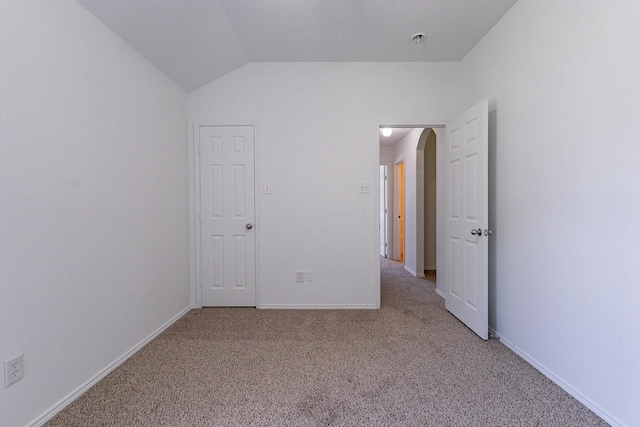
[379,126,442,279]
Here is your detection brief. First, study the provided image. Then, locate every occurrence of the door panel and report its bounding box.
[199,125,256,307]
[444,100,489,340]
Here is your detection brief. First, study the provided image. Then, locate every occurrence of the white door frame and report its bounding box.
[193,122,260,308]
[379,165,388,258]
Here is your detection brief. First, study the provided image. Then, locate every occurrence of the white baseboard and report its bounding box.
[490,329,625,427]
[30,305,195,427]
[404,265,418,276]
[435,288,445,299]
[259,304,378,309]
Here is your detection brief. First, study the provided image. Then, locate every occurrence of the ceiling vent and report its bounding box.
[411,32,427,45]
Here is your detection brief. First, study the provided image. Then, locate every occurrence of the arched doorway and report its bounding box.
[417,129,437,279]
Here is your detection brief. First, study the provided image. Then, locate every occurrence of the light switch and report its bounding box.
[263,183,272,195]
[358,182,370,194]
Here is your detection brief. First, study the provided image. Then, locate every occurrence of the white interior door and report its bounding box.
[444,100,489,340]
[380,165,388,257]
[199,125,256,307]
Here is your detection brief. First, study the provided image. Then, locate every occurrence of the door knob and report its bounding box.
[471,228,482,236]
[246,223,253,230]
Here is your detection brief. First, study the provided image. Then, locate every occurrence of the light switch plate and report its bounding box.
[358,182,370,194]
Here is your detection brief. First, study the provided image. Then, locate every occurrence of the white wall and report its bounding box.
[460,0,640,425]
[0,2,190,426]
[379,145,394,166]
[189,62,460,308]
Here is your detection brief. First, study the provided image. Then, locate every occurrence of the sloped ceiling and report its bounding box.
[77,0,518,92]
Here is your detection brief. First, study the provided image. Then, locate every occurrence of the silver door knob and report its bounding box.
[246,223,253,230]
[471,228,482,236]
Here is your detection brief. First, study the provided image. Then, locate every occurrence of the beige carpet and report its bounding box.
[46,258,607,426]
[424,269,436,283]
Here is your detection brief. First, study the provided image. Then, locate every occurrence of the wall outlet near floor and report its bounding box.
[296,270,305,283]
[305,270,312,282]
[5,354,24,387]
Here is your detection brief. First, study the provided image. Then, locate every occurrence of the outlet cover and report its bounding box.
[5,354,24,387]
[305,270,313,282]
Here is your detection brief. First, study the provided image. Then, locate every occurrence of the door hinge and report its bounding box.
[197,143,201,155]
[198,212,202,222]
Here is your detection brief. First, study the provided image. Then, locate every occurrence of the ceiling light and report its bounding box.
[412,32,427,45]
[381,128,393,137]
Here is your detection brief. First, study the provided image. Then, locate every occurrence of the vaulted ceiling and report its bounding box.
[77,0,518,92]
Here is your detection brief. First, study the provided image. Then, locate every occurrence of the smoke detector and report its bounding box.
[411,32,427,45]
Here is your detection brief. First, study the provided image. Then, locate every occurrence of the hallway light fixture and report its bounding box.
[381,128,393,137]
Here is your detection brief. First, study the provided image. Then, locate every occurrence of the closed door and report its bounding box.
[199,125,256,307]
[444,100,489,340]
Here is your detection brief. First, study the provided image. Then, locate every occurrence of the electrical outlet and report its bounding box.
[5,354,24,387]
[305,270,312,282]
[296,270,304,283]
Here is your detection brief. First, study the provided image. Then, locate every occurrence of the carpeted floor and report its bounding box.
[424,269,436,283]
[46,258,607,426]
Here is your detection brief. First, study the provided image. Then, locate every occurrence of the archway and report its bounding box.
[416,129,437,279]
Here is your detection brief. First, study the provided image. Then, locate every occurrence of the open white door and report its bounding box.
[444,100,489,340]
[198,125,256,307]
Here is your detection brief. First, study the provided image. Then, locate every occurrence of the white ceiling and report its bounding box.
[77,0,518,92]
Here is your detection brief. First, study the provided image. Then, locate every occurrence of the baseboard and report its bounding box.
[404,265,418,276]
[30,304,195,427]
[259,304,378,309]
[435,288,445,299]
[490,329,625,427]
